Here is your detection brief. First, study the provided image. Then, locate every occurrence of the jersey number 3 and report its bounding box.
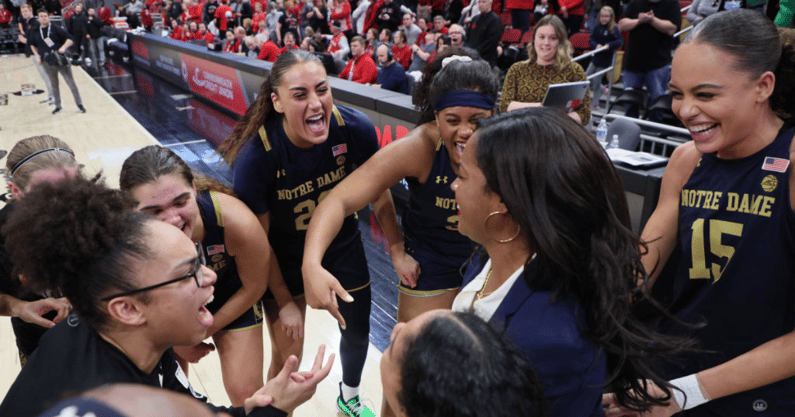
[688,218,743,282]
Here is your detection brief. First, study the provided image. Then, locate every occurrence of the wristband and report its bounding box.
[670,374,710,410]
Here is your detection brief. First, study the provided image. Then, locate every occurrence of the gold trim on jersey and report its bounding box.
[345,281,371,293]
[209,190,224,228]
[332,105,344,126]
[398,285,460,297]
[258,125,272,151]
[435,137,443,151]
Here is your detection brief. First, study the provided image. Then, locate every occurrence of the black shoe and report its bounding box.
[52,107,63,114]
[78,105,86,113]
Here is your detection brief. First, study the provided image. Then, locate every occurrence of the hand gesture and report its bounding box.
[244,345,335,414]
[278,301,304,340]
[390,244,420,288]
[15,297,71,328]
[302,262,353,328]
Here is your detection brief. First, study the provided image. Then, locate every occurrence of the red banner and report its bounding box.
[179,53,248,115]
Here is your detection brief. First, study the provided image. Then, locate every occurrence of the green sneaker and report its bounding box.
[337,385,376,417]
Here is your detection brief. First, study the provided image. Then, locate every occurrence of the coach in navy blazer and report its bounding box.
[461,252,607,417]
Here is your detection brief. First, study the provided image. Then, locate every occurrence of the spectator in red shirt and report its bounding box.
[184,0,203,23]
[187,20,199,37]
[0,3,11,29]
[252,2,266,30]
[279,30,299,52]
[391,29,411,69]
[257,34,280,61]
[329,0,352,34]
[558,0,584,36]
[326,20,350,72]
[362,0,381,33]
[431,15,447,34]
[170,19,184,38]
[196,22,215,42]
[98,4,114,24]
[223,29,240,51]
[339,35,378,83]
[215,0,234,32]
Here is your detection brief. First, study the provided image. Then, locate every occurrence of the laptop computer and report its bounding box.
[541,81,590,112]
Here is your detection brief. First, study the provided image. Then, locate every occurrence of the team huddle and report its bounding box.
[1,8,795,417]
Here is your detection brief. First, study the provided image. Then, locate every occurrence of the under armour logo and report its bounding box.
[435,176,448,184]
[276,169,287,178]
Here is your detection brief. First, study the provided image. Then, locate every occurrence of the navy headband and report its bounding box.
[434,90,495,112]
[10,147,75,177]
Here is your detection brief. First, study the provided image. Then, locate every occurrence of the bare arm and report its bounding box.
[650,14,678,36]
[640,142,701,286]
[302,123,438,324]
[203,193,271,337]
[618,17,640,31]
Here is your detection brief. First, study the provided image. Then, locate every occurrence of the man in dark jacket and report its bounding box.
[86,7,105,66]
[466,0,501,65]
[28,9,85,114]
[67,2,89,62]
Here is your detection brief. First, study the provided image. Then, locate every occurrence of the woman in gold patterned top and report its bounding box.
[499,15,591,124]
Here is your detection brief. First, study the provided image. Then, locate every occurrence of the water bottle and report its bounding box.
[607,134,620,149]
[596,118,608,147]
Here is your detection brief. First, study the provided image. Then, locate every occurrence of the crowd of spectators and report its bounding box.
[1,0,792,117]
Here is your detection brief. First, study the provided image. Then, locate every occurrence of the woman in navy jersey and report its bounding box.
[119,145,301,406]
[604,10,795,417]
[219,49,396,417]
[303,48,498,417]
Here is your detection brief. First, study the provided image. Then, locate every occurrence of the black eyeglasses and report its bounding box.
[101,243,206,301]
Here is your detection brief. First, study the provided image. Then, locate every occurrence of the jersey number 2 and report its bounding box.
[688,218,743,282]
[294,190,331,231]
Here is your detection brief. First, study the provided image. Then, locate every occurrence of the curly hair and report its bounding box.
[473,108,697,412]
[6,135,80,192]
[2,175,151,331]
[120,145,235,200]
[412,46,494,124]
[398,312,545,417]
[219,49,323,165]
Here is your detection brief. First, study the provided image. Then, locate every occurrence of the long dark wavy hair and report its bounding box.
[472,107,696,412]
[219,49,323,165]
[399,312,545,417]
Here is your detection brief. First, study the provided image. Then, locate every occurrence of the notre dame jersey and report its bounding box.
[661,125,795,416]
[233,105,378,290]
[400,139,473,293]
[197,190,241,314]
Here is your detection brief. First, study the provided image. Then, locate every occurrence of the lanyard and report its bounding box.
[39,24,51,42]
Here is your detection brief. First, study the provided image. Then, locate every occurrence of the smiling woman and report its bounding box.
[219,49,391,416]
[498,14,591,124]
[120,145,299,407]
[0,175,334,417]
[604,10,795,417]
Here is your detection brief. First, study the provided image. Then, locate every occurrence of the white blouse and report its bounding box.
[451,255,534,321]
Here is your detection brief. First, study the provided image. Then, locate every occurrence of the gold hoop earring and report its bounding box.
[484,211,521,243]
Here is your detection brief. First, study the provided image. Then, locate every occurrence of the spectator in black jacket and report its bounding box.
[67,2,88,62]
[466,0,501,65]
[86,7,105,66]
[375,0,401,31]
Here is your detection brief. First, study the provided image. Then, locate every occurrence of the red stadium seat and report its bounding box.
[520,29,534,46]
[500,10,512,28]
[501,28,522,44]
[569,32,590,56]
